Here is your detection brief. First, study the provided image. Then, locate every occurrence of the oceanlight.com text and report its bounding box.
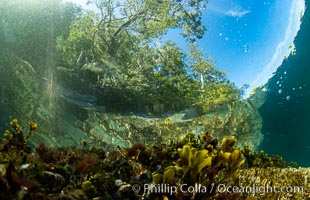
[217,183,304,195]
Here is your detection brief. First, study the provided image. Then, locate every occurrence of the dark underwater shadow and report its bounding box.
[259,2,310,166]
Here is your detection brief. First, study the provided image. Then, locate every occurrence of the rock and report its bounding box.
[0,55,264,151]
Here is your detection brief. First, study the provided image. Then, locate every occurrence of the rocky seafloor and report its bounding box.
[0,55,264,151]
[0,119,309,200]
[2,54,308,200]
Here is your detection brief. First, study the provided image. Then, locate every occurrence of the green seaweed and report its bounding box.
[0,119,305,200]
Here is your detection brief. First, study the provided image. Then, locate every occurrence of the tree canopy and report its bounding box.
[1,0,240,114]
[56,0,241,113]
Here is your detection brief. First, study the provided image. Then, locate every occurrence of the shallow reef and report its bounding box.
[0,55,263,150]
[0,119,309,200]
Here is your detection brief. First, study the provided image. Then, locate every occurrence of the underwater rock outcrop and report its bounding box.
[0,55,262,150]
[0,55,63,147]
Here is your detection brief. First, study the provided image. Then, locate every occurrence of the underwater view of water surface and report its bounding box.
[0,0,309,199]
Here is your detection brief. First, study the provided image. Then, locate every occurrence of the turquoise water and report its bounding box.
[0,0,308,166]
[1,2,310,199]
[259,2,310,166]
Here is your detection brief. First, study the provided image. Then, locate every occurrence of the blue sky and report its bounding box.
[165,0,305,97]
[66,0,305,97]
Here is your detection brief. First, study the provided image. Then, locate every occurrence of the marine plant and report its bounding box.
[0,119,38,199]
[175,144,212,185]
[147,132,246,199]
[0,118,37,153]
[0,118,306,200]
[242,145,288,168]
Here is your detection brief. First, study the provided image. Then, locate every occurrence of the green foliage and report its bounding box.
[57,0,207,64]
[0,0,240,115]
[57,12,98,66]
[55,0,240,114]
[194,82,241,113]
[189,42,226,85]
